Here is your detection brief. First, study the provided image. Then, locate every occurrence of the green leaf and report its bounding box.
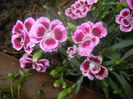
[33,50,44,61]
[108,78,124,98]
[121,48,133,60]
[58,85,75,99]
[112,40,133,50]
[112,72,133,99]
[54,79,67,89]
[50,66,65,78]
[75,75,84,93]
[67,22,76,31]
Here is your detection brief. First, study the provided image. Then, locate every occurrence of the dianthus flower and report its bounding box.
[65,0,98,19]
[72,21,107,56]
[11,17,35,53]
[29,17,67,52]
[67,45,78,58]
[80,55,108,80]
[20,54,49,72]
[116,8,133,32]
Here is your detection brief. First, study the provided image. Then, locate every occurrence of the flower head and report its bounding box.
[72,21,106,56]
[67,45,78,58]
[19,54,49,72]
[116,8,133,32]
[11,17,35,53]
[80,55,108,80]
[65,0,98,19]
[29,17,67,52]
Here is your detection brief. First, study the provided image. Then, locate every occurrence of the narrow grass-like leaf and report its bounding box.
[112,72,133,99]
[112,40,133,49]
[121,48,133,60]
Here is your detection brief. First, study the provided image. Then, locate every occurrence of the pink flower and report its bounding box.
[116,8,133,32]
[19,54,49,72]
[80,55,108,80]
[72,21,106,56]
[67,45,78,58]
[65,0,93,19]
[11,17,35,53]
[29,17,67,52]
[119,0,125,3]
[20,54,33,69]
[33,59,49,72]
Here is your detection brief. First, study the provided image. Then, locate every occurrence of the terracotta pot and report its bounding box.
[0,52,106,99]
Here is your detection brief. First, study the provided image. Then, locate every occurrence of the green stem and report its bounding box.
[11,81,14,99]
[17,84,21,99]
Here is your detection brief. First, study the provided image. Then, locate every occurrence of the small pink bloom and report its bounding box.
[29,17,67,52]
[92,22,107,38]
[116,8,133,32]
[80,55,108,80]
[67,45,78,58]
[12,18,36,53]
[20,54,49,72]
[65,0,93,19]
[33,59,49,72]
[20,54,33,69]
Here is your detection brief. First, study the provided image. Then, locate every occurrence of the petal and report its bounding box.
[12,20,24,34]
[89,63,101,74]
[86,71,94,80]
[72,30,85,44]
[80,59,91,72]
[95,66,108,80]
[91,36,99,46]
[33,59,49,72]
[53,25,67,42]
[120,24,132,32]
[36,17,50,29]
[120,8,130,17]
[126,0,133,9]
[24,17,35,32]
[11,35,24,50]
[40,38,58,52]
[78,40,93,56]
[88,55,102,64]
[116,15,123,24]
[121,18,130,27]
[92,22,107,38]
[51,19,63,30]
[77,23,92,34]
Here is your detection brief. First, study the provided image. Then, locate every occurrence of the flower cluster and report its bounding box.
[67,21,107,57]
[116,8,133,32]
[80,55,108,80]
[12,17,67,53]
[20,54,49,72]
[65,0,98,19]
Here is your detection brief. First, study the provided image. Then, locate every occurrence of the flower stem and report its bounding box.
[17,84,21,99]
[11,81,14,99]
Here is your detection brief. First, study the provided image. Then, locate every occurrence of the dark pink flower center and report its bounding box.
[92,27,101,36]
[45,39,56,46]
